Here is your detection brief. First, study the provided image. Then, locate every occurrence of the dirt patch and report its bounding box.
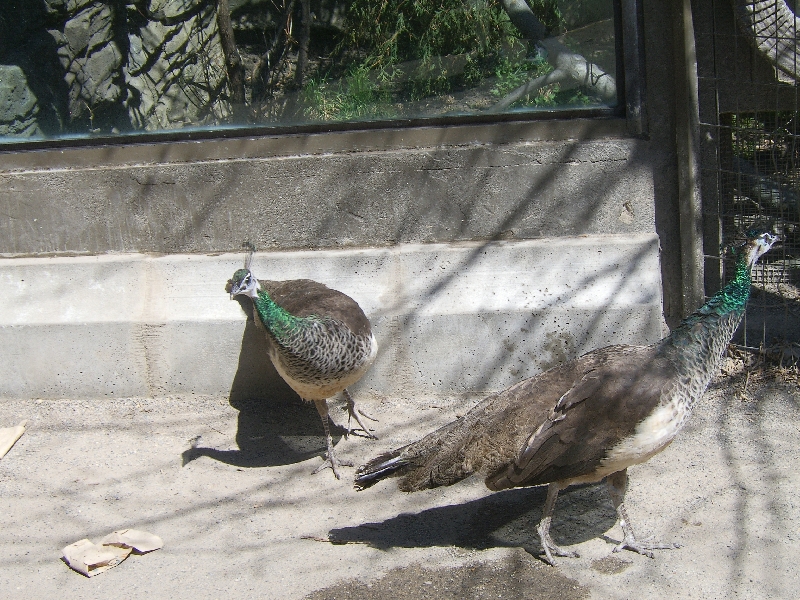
[302,551,588,600]
[589,555,632,575]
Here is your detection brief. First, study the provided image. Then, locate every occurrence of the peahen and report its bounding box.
[355,231,778,564]
[229,244,378,479]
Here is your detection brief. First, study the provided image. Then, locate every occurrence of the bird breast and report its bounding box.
[269,330,378,401]
[597,397,690,477]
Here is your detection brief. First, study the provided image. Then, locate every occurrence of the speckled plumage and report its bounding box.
[356,231,777,563]
[252,281,377,401]
[230,267,378,479]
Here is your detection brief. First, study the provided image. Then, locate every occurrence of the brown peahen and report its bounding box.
[230,244,378,479]
[355,231,778,564]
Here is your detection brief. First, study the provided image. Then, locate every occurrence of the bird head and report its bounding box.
[740,230,779,267]
[229,241,260,299]
[229,268,260,300]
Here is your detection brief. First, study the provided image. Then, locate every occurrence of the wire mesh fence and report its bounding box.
[696,0,800,365]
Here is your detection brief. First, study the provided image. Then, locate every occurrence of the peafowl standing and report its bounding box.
[355,231,778,564]
[230,245,378,479]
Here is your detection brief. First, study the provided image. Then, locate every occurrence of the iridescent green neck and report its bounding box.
[252,289,304,338]
[661,250,755,407]
[678,252,752,331]
[700,255,751,316]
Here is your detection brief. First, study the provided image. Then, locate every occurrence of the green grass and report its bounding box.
[301,65,395,122]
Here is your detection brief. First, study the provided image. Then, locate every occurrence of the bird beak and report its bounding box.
[766,232,781,248]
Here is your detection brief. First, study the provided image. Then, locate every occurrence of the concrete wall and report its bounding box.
[0,236,662,400]
[0,2,691,402]
[0,121,653,254]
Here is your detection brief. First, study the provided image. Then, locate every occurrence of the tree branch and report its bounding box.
[500,0,548,40]
[252,0,296,101]
[491,0,617,110]
[216,0,246,106]
[487,69,570,113]
[734,0,799,84]
[294,0,311,88]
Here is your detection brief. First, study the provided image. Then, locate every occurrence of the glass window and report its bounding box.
[0,0,620,145]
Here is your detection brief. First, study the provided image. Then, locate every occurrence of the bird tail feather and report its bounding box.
[354,412,479,491]
[354,450,410,490]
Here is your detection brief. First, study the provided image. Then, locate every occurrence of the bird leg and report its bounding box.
[312,399,353,479]
[343,388,378,439]
[606,469,679,558]
[537,482,580,565]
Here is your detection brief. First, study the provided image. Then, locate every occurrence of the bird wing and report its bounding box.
[387,345,651,491]
[485,344,677,490]
[376,366,581,491]
[260,279,372,337]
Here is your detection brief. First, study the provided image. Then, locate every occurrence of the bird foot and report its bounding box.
[357,405,379,421]
[355,407,379,422]
[612,535,680,559]
[313,453,354,480]
[541,541,580,566]
[345,398,379,440]
[538,529,579,566]
[346,413,379,439]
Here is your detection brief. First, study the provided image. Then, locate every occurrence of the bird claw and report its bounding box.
[356,408,379,422]
[346,417,378,440]
[541,543,580,566]
[613,542,654,559]
[612,535,680,558]
[538,526,579,566]
[345,400,379,440]
[313,454,354,479]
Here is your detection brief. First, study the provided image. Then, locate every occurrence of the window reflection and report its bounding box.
[0,0,618,143]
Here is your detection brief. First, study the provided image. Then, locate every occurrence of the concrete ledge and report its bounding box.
[0,235,664,400]
[0,136,653,255]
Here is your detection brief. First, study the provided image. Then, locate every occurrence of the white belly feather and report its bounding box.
[600,399,689,474]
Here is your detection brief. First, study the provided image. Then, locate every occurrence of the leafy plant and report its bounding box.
[490,55,551,97]
[343,1,519,68]
[533,86,592,107]
[300,1,576,120]
[301,65,395,121]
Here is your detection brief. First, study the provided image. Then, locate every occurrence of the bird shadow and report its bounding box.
[183,295,350,468]
[329,482,617,558]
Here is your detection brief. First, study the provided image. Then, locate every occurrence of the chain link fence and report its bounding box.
[696,0,800,366]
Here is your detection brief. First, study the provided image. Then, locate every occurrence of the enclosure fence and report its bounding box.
[696,0,800,363]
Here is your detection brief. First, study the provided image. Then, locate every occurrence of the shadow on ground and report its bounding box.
[183,297,355,468]
[331,482,617,556]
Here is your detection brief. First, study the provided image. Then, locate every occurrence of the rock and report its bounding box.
[1,0,232,138]
[0,65,43,137]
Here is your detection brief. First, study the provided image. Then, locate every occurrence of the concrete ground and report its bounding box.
[1,371,798,600]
